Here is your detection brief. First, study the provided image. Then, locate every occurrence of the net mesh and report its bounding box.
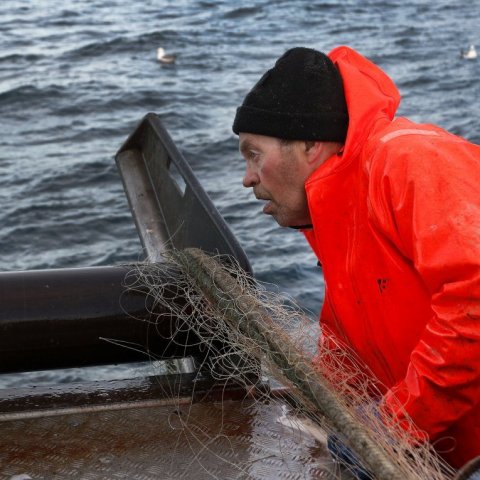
[123,248,455,480]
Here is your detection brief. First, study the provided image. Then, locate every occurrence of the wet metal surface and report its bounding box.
[0,394,341,479]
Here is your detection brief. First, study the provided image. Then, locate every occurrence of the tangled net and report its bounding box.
[124,248,455,480]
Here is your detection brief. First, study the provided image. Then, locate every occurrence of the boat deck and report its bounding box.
[0,373,348,479]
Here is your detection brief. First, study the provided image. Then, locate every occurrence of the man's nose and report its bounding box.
[243,166,259,188]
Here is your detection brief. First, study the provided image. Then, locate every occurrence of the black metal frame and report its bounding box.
[116,113,252,274]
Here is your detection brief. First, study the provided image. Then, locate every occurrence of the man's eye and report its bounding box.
[248,151,259,160]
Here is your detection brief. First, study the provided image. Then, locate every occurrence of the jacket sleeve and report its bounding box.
[369,131,480,441]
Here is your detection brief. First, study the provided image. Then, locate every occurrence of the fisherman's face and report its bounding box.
[240,133,311,227]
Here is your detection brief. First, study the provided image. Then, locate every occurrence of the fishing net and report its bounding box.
[123,248,455,480]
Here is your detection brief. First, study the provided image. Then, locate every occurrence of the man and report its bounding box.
[232,46,480,471]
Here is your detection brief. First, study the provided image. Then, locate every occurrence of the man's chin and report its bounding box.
[269,214,289,228]
[268,213,311,229]
[263,207,305,228]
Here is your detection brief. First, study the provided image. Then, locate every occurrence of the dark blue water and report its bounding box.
[1,0,479,386]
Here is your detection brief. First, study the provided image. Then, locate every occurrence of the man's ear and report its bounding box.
[304,141,325,165]
[305,141,343,168]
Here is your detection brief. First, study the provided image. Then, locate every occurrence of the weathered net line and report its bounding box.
[125,248,455,480]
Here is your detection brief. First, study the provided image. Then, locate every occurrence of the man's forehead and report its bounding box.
[239,133,276,152]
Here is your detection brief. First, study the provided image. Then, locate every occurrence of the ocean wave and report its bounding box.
[0,84,68,108]
[0,52,45,64]
[222,6,263,19]
[60,30,180,60]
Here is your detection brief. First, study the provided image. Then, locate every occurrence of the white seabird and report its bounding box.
[461,45,477,60]
[157,47,176,64]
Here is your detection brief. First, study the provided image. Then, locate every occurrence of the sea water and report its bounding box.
[1,0,479,386]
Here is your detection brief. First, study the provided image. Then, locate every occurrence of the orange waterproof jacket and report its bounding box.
[303,46,480,468]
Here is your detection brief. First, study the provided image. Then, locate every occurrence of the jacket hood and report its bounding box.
[323,46,401,170]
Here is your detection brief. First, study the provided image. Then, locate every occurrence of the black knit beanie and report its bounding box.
[232,47,348,142]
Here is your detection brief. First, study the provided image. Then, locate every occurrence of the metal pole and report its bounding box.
[0,265,201,373]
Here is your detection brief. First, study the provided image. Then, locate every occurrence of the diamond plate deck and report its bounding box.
[0,395,347,479]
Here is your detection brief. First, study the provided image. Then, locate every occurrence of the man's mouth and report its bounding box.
[262,200,274,215]
[254,192,274,215]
